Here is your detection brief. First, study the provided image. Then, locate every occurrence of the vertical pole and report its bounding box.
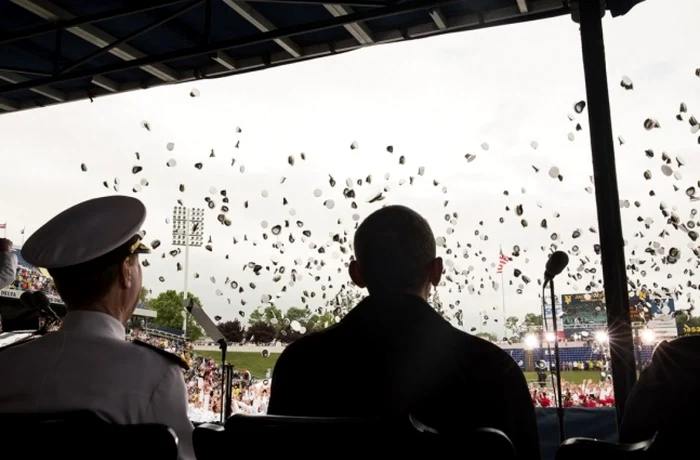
[500,246,507,340]
[182,207,189,338]
[550,280,565,442]
[501,271,507,339]
[576,0,637,426]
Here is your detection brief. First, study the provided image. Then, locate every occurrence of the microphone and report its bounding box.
[33,291,60,322]
[19,291,36,310]
[544,251,569,286]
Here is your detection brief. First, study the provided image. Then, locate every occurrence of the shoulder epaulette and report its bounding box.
[0,334,40,352]
[133,340,189,370]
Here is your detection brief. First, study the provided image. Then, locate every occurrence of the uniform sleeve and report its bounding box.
[146,365,196,460]
[0,251,17,290]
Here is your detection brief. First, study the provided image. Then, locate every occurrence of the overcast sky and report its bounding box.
[0,0,698,335]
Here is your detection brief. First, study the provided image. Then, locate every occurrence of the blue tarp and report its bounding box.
[537,407,618,460]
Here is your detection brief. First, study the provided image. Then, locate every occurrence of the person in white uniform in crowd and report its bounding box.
[0,196,195,460]
[0,238,17,290]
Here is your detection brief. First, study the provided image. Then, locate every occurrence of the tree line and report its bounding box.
[472,313,544,343]
[216,289,361,344]
[137,286,362,344]
[140,285,700,345]
[138,285,546,345]
[138,288,206,341]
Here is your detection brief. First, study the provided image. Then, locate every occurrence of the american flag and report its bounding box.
[496,250,510,274]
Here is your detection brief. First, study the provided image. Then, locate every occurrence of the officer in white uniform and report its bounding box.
[0,238,17,290]
[0,196,195,460]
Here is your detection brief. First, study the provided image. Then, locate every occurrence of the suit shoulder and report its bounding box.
[277,326,338,366]
[132,340,189,370]
[458,330,510,354]
[663,335,700,351]
[455,331,522,371]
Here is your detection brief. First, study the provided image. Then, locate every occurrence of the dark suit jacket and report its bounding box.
[620,335,700,445]
[268,294,541,460]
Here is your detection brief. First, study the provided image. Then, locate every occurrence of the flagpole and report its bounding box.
[500,245,507,340]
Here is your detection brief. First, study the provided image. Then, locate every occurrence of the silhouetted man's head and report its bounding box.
[349,205,442,300]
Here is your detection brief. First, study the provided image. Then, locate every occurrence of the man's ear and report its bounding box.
[349,260,366,288]
[430,257,443,287]
[120,258,132,289]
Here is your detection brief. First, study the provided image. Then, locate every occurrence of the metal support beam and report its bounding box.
[325,5,375,44]
[10,0,180,82]
[247,0,389,5]
[91,76,119,92]
[60,0,203,75]
[0,96,18,112]
[0,0,191,45]
[428,7,448,29]
[0,71,65,101]
[516,0,529,13]
[0,0,569,97]
[575,0,637,426]
[221,0,303,57]
[212,51,238,70]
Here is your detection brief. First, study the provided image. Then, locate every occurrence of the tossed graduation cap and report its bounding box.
[22,196,150,270]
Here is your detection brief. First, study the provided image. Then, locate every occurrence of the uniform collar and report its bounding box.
[61,310,126,340]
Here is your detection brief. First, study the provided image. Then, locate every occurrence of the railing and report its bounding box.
[145,325,184,339]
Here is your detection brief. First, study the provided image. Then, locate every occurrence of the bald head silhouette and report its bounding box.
[350,205,442,300]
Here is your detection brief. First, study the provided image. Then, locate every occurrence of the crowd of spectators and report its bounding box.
[530,380,615,408]
[7,265,58,296]
[126,329,271,421]
[126,328,619,419]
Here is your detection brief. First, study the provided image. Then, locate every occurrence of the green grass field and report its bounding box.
[197,350,603,385]
[197,350,280,378]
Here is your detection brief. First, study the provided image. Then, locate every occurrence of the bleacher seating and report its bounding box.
[192,414,515,459]
[0,410,178,460]
[507,346,655,369]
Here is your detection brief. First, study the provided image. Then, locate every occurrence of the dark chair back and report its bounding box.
[646,429,687,459]
[556,437,652,460]
[0,410,179,460]
[193,414,514,458]
[193,423,226,460]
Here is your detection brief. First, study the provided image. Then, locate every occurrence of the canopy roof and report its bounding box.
[0,0,642,114]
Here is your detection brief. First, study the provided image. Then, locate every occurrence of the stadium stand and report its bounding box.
[512,346,654,370]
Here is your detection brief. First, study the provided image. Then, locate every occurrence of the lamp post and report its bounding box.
[172,206,204,338]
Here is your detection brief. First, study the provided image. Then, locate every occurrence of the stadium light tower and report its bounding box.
[172,206,205,337]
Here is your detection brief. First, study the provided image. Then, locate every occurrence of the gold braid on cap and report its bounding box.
[129,236,144,254]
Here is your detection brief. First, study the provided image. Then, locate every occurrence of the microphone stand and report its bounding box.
[184,298,233,424]
[544,279,566,443]
[217,338,235,423]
